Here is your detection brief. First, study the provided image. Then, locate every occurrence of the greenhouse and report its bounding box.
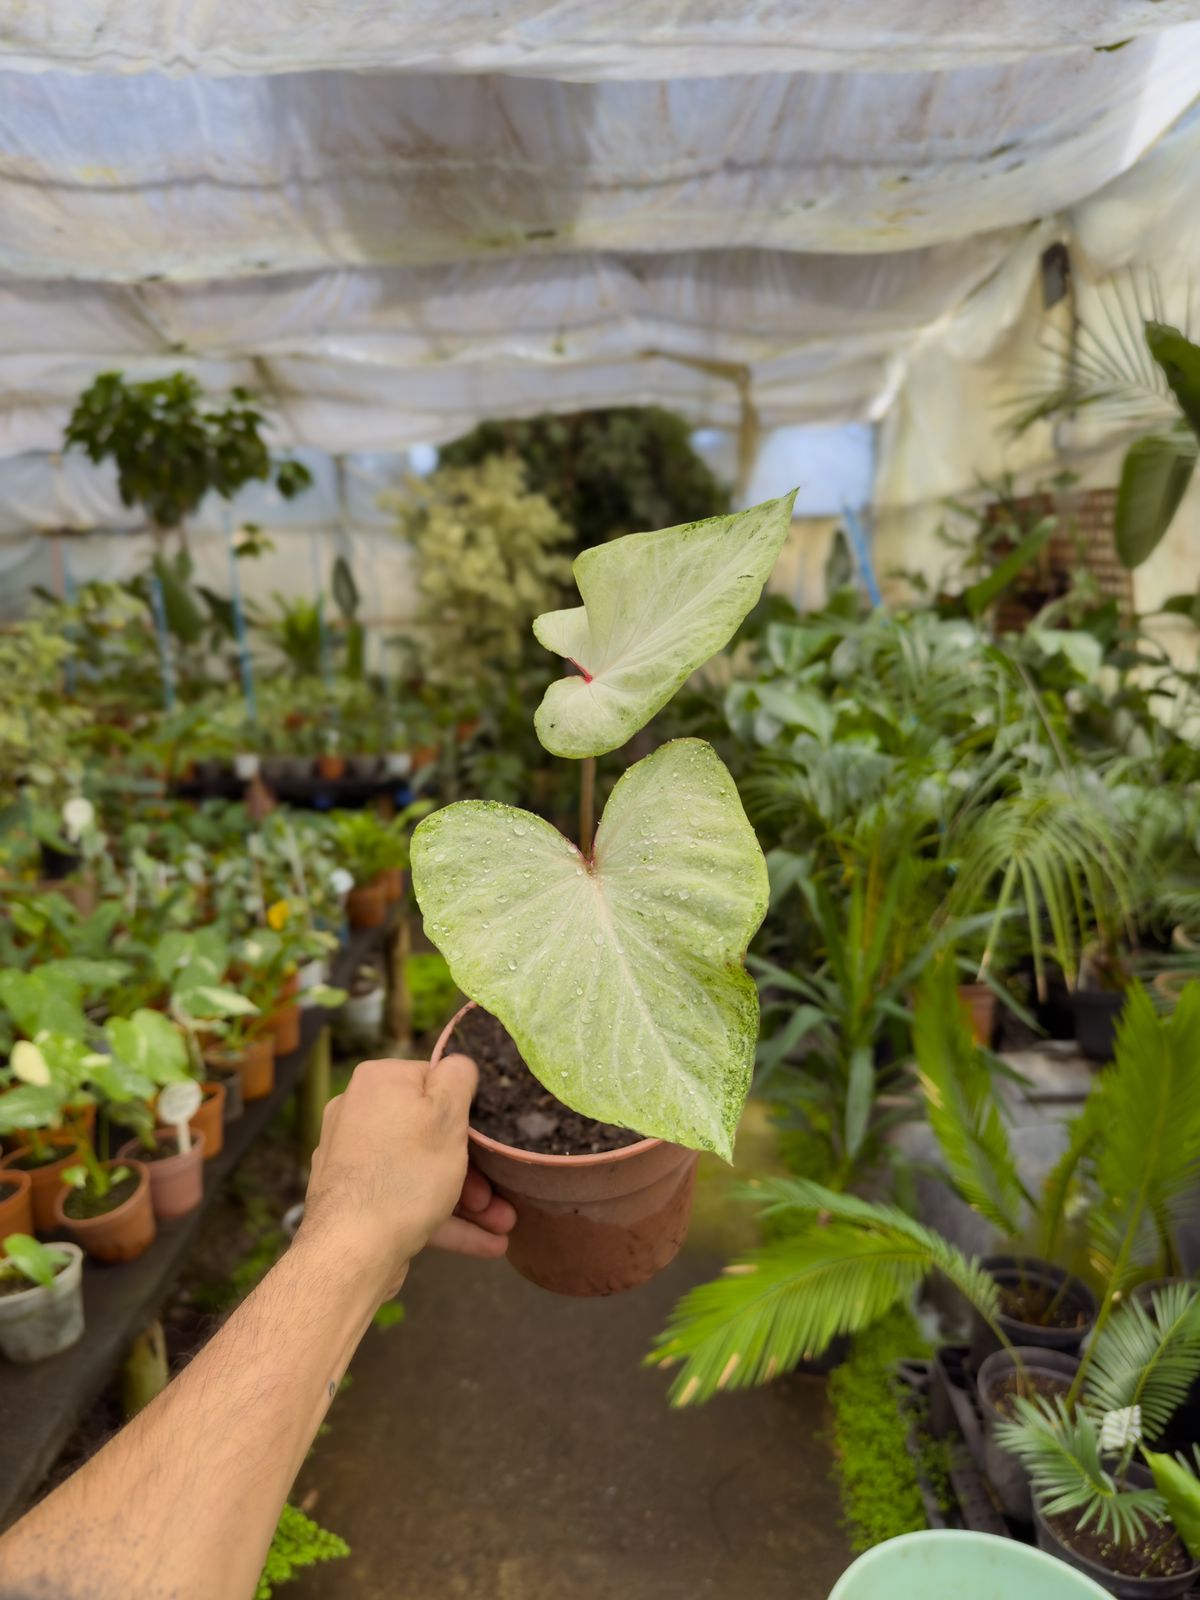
[3,7,1200,1599]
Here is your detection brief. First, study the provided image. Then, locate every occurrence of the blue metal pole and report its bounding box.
[225,513,257,722]
[148,575,176,711]
[842,503,883,609]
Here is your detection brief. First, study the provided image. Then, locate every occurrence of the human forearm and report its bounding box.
[0,1230,387,1600]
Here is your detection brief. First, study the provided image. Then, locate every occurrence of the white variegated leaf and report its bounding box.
[533,493,795,759]
[412,739,767,1158]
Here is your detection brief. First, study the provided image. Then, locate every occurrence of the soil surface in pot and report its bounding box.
[452,1008,642,1157]
[11,1146,72,1171]
[136,1137,188,1164]
[998,1280,1089,1330]
[0,1261,65,1298]
[1045,1509,1193,1580]
[989,1368,1072,1418]
[63,1173,140,1221]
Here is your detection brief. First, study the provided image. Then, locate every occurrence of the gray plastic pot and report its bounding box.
[971,1254,1097,1364]
[0,1242,85,1363]
[977,1346,1079,1522]
[1035,1463,1200,1600]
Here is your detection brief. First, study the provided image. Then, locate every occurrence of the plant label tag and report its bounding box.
[160,1080,203,1153]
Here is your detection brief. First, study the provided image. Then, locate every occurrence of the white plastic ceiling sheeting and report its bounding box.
[2,1,1198,78]
[4,43,1199,281]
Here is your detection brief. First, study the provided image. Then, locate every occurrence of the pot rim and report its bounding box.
[0,1240,84,1308]
[53,1158,151,1228]
[119,1131,206,1168]
[0,1134,84,1172]
[433,1003,663,1170]
[1035,1495,1200,1589]
[0,1168,32,1198]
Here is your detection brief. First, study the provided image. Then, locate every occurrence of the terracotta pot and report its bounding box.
[158,1082,225,1161]
[270,1001,302,1057]
[1,1137,83,1235]
[54,1160,156,1264]
[378,867,406,903]
[956,982,997,1047]
[0,1171,34,1244]
[207,1038,276,1102]
[346,879,388,929]
[118,1134,205,1222]
[316,753,346,781]
[431,1006,699,1297]
[212,1065,245,1123]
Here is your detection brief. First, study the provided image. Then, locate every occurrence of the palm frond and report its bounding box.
[912,958,1028,1235]
[648,1178,1000,1406]
[1085,1284,1200,1442]
[995,1397,1165,1544]
[1088,984,1200,1292]
[1037,1097,1101,1262]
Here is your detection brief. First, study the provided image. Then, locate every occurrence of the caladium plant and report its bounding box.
[412,492,795,1159]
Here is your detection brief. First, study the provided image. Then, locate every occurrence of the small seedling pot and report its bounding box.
[118,1134,205,1221]
[977,1346,1079,1521]
[209,1064,244,1124]
[234,752,260,781]
[1072,989,1127,1064]
[1034,1463,1200,1600]
[0,1242,85,1363]
[0,1171,34,1242]
[54,1160,156,1264]
[315,753,346,781]
[270,999,302,1058]
[971,1254,1097,1364]
[0,1136,83,1235]
[346,879,388,929]
[956,982,997,1047]
[378,867,406,903]
[346,754,380,782]
[208,1038,276,1103]
[431,1008,699,1297]
[157,1081,225,1161]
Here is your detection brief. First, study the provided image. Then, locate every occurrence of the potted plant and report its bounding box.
[413,492,796,1294]
[109,1017,206,1221]
[0,1234,85,1363]
[996,1281,1200,1598]
[55,1147,155,1263]
[0,1171,33,1239]
[330,805,430,927]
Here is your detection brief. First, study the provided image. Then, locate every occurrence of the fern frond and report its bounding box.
[912,959,1028,1235]
[1086,1285,1200,1443]
[996,1398,1165,1544]
[648,1179,1001,1407]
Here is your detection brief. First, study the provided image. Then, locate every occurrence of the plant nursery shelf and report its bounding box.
[0,921,389,1530]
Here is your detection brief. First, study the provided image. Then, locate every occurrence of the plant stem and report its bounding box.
[579,756,596,857]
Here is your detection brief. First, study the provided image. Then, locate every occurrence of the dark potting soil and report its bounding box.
[989,1369,1072,1420]
[138,1139,185,1164]
[10,1146,72,1171]
[998,1281,1088,1331]
[0,1261,65,1298]
[62,1173,140,1221]
[1045,1509,1194,1580]
[452,1007,643,1157]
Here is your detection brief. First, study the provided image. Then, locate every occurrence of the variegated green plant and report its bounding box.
[412,493,796,1157]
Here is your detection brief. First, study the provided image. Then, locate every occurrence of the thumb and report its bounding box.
[429,1051,478,1125]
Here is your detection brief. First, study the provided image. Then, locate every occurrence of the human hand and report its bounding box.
[299,1053,515,1301]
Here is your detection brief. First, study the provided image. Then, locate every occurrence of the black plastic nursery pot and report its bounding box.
[1072,988,1127,1064]
[976,1346,1079,1523]
[1034,1463,1200,1600]
[970,1255,1097,1365]
[39,841,82,881]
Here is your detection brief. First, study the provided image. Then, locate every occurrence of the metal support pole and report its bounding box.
[299,1024,332,1162]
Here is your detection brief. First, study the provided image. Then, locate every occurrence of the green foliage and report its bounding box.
[65,371,312,530]
[405,953,459,1035]
[441,406,730,552]
[1145,1449,1200,1560]
[0,1233,69,1289]
[1086,1284,1200,1444]
[256,1503,349,1599]
[372,1299,407,1331]
[828,1309,930,1552]
[384,455,574,700]
[330,803,431,888]
[0,615,89,811]
[648,1178,1000,1406]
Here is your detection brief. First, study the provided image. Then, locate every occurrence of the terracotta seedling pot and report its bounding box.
[316,753,346,781]
[432,1008,699,1297]
[269,972,302,1057]
[158,1082,225,1161]
[1,1137,83,1234]
[379,867,406,903]
[54,1160,156,1264]
[207,1038,276,1102]
[0,1241,85,1364]
[118,1134,206,1222]
[956,982,997,1047]
[0,1171,34,1243]
[346,879,388,929]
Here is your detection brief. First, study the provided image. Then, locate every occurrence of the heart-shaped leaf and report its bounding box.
[533,493,795,759]
[412,739,768,1158]
[104,1010,190,1087]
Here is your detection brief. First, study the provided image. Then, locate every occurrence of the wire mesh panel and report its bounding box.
[990,489,1131,634]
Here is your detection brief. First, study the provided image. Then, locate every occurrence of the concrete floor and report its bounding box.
[290,1139,850,1600]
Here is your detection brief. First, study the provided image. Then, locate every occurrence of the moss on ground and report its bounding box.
[827,1307,931,1552]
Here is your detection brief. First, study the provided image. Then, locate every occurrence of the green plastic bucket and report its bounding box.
[828,1531,1112,1600]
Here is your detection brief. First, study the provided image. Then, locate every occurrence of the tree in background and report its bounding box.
[64,372,312,538]
[440,406,730,551]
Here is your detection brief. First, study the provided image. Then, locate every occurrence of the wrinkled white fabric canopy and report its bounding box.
[0,2,1198,609]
